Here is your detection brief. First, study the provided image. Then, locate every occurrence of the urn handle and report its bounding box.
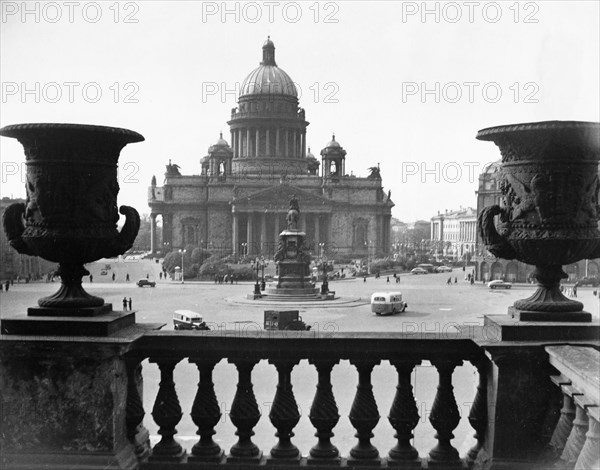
[477,205,517,260]
[2,202,35,256]
[104,205,140,258]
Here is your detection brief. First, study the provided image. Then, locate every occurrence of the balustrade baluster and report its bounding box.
[227,358,262,463]
[348,359,381,466]
[188,357,224,462]
[149,357,185,461]
[466,357,488,467]
[428,359,462,468]
[268,358,301,462]
[387,360,421,467]
[125,358,150,460]
[561,395,590,469]
[548,381,576,460]
[308,359,341,464]
[574,408,600,470]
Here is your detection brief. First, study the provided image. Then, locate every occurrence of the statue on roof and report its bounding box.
[166,159,181,176]
[368,164,381,179]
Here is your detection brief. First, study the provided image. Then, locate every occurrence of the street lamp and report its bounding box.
[179,248,186,284]
[260,257,266,291]
[320,258,329,295]
[253,257,261,295]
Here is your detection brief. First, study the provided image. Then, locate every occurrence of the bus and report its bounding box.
[371,292,407,315]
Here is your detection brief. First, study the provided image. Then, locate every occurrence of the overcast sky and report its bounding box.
[1,1,599,222]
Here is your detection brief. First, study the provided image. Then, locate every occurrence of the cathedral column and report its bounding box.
[301,131,306,158]
[246,129,251,157]
[276,128,280,157]
[314,215,320,247]
[255,128,260,157]
[232,213,239,257]
[260,212,267,255]
[266,129,270,156]
[292,131,297,158]
[284,129,289,157]
[237,130,242,158]
[247,213,254,256]
[150,213,157,253]
[231,130,235,157]
[301,214,307,233]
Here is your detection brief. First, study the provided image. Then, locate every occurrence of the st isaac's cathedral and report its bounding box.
[148,38,394,258]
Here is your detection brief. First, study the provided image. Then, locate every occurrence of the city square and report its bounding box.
[1,1,599,469]
[2,259,600,460]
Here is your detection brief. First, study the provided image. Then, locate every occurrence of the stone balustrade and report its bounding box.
[128,330,487,469]
[3,326,599,470]
[545,345,600,470]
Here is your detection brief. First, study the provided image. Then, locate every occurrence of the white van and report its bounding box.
[173,310,209,330]
[371,292,407,315]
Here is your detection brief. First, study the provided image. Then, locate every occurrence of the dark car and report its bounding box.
[137,279,156,287]
[488,280,512,289]
[575,277,600,287]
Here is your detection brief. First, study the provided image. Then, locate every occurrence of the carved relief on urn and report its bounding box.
[477,121,600,321]
[1,123,144,315]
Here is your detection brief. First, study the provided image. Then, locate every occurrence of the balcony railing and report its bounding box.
[127,330,487,469]
[545,345,600,470]
[2,324,599,470]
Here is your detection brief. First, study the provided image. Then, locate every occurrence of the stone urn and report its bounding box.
[1,123,144,315]
[477,120,600,321]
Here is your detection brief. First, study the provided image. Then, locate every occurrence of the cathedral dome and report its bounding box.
[208,132,230,153]
[325,134,341,148]
[239,37,298,98]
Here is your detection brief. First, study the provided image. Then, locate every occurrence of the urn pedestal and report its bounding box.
[1,123,144,336]
[477,120,600,329]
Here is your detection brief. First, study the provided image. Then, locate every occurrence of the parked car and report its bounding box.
[575,277,600,287]
[410,267,428,275]
[488,280,512,289]
[137,279,156,287]
[173,310,210,330]
[435,266,453,273]
[371,292,407,315]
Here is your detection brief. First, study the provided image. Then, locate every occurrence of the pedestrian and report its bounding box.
[89,274,93,283]
[363,276,367,283]
[447,277,452,285]
[146,273,149,279]
[159,272,163,280]
[396,276,400,284]
[470,277,474,285]
[126,273,130,282]
[573,285,578,298]
[386,276,390,283]
[454,276,458,284]
[122,297,128,311]
[4,280,8,291]
[112,272,116,281]
[128,297,132,310]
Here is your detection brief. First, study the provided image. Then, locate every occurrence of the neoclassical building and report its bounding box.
[430,207,477,261]
[148,38,393,258]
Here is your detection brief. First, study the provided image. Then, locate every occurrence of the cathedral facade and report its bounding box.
[148,38,393,259]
